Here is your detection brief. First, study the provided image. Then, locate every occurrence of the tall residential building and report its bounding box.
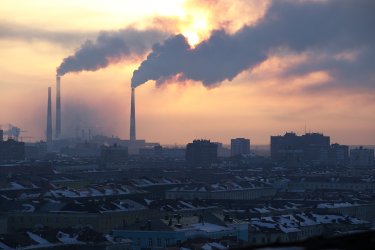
[271,132,330,165]
[350,146,374,167]
[231,138,250,156]
[186,140,218,167]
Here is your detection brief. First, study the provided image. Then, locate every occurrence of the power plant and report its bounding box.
[130,87,136,142]
[46,87,52,147]
[55,75,61,139]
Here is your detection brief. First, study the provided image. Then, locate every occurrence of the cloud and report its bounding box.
[0,21,94,47]
[56,28,169,76]
[131,0,375,91]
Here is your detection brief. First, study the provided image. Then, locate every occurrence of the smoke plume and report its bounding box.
[57,28,168,76]
[131,0,375,89]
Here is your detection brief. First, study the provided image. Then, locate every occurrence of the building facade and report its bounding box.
[350,146,374,167]
[186,140,218,167]
[231,138,250,156]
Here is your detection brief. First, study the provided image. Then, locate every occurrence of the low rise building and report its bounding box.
[248,212,371,245]
[166,181,276,200]
[112,213,248,250]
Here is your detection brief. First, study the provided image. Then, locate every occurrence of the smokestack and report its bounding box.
[56,75,61,139]
[130,87,136,142]
[46,87,53,146]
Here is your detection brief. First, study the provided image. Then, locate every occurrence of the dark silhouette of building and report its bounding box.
[100,144,128,168]
[350,146,374,167]
[271,132,330,165]
[301,133,330,164]
[0,138,25,161]
[231,138,250,156]
[329,143,349,165]
[0,129,3,142]
[25,141,48,160]
[186,140,218,167]
[271,132,303,164]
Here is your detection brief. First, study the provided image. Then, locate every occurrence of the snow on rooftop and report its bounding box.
[27,231,51,245]
[317,202,357,209]
[22,204,35,213]
[182,223,229,233]
[11,182,25,189]
[0,242,12,250]
[179,200,196,209]
[57,231,83,245]
[254,207,270,213]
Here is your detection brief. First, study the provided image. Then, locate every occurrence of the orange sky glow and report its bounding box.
[0,0,374,145]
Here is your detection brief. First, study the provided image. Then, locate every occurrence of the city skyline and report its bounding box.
[1,0,374,145]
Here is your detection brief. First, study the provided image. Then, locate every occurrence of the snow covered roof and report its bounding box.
[250,212,369,233]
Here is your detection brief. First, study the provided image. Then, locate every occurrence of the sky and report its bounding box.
[0,0,374,145]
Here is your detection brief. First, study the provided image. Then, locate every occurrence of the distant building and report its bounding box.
[139,145,185,159]
[112,213,248,250]
[186,140,218,167]
[213,142,231,157]
[0,130,3,142]
[100,144,128,168]
[301,133,330,164]
[329,143,349,165]
[61,142,100,157]
[120,139,160,155]
[350,146,374,167]
[271,132,330,165]
[231,138,250,156]
[271,132,303,164]
[0,138,25,161]
[25,141,48,160]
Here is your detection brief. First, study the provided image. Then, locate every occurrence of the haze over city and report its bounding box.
[1,1,375,250]
[1,0,374,145]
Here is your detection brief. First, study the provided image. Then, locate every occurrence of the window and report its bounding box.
[148,238,153,247]
[157,238,162,247]
[137,238,141,246]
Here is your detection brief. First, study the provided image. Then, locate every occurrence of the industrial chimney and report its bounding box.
[56,75,61,139]
[130,87,136,142]
[46,87,53,146]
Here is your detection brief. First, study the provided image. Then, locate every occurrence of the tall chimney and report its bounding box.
[56,75,61,139]
[130,87,136,142]
[46,87,53,146]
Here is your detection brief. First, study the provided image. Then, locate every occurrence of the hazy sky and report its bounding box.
[0,0,374,145]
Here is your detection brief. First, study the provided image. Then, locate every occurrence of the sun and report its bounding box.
[180,11,210,47]
[183,31,200,47]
